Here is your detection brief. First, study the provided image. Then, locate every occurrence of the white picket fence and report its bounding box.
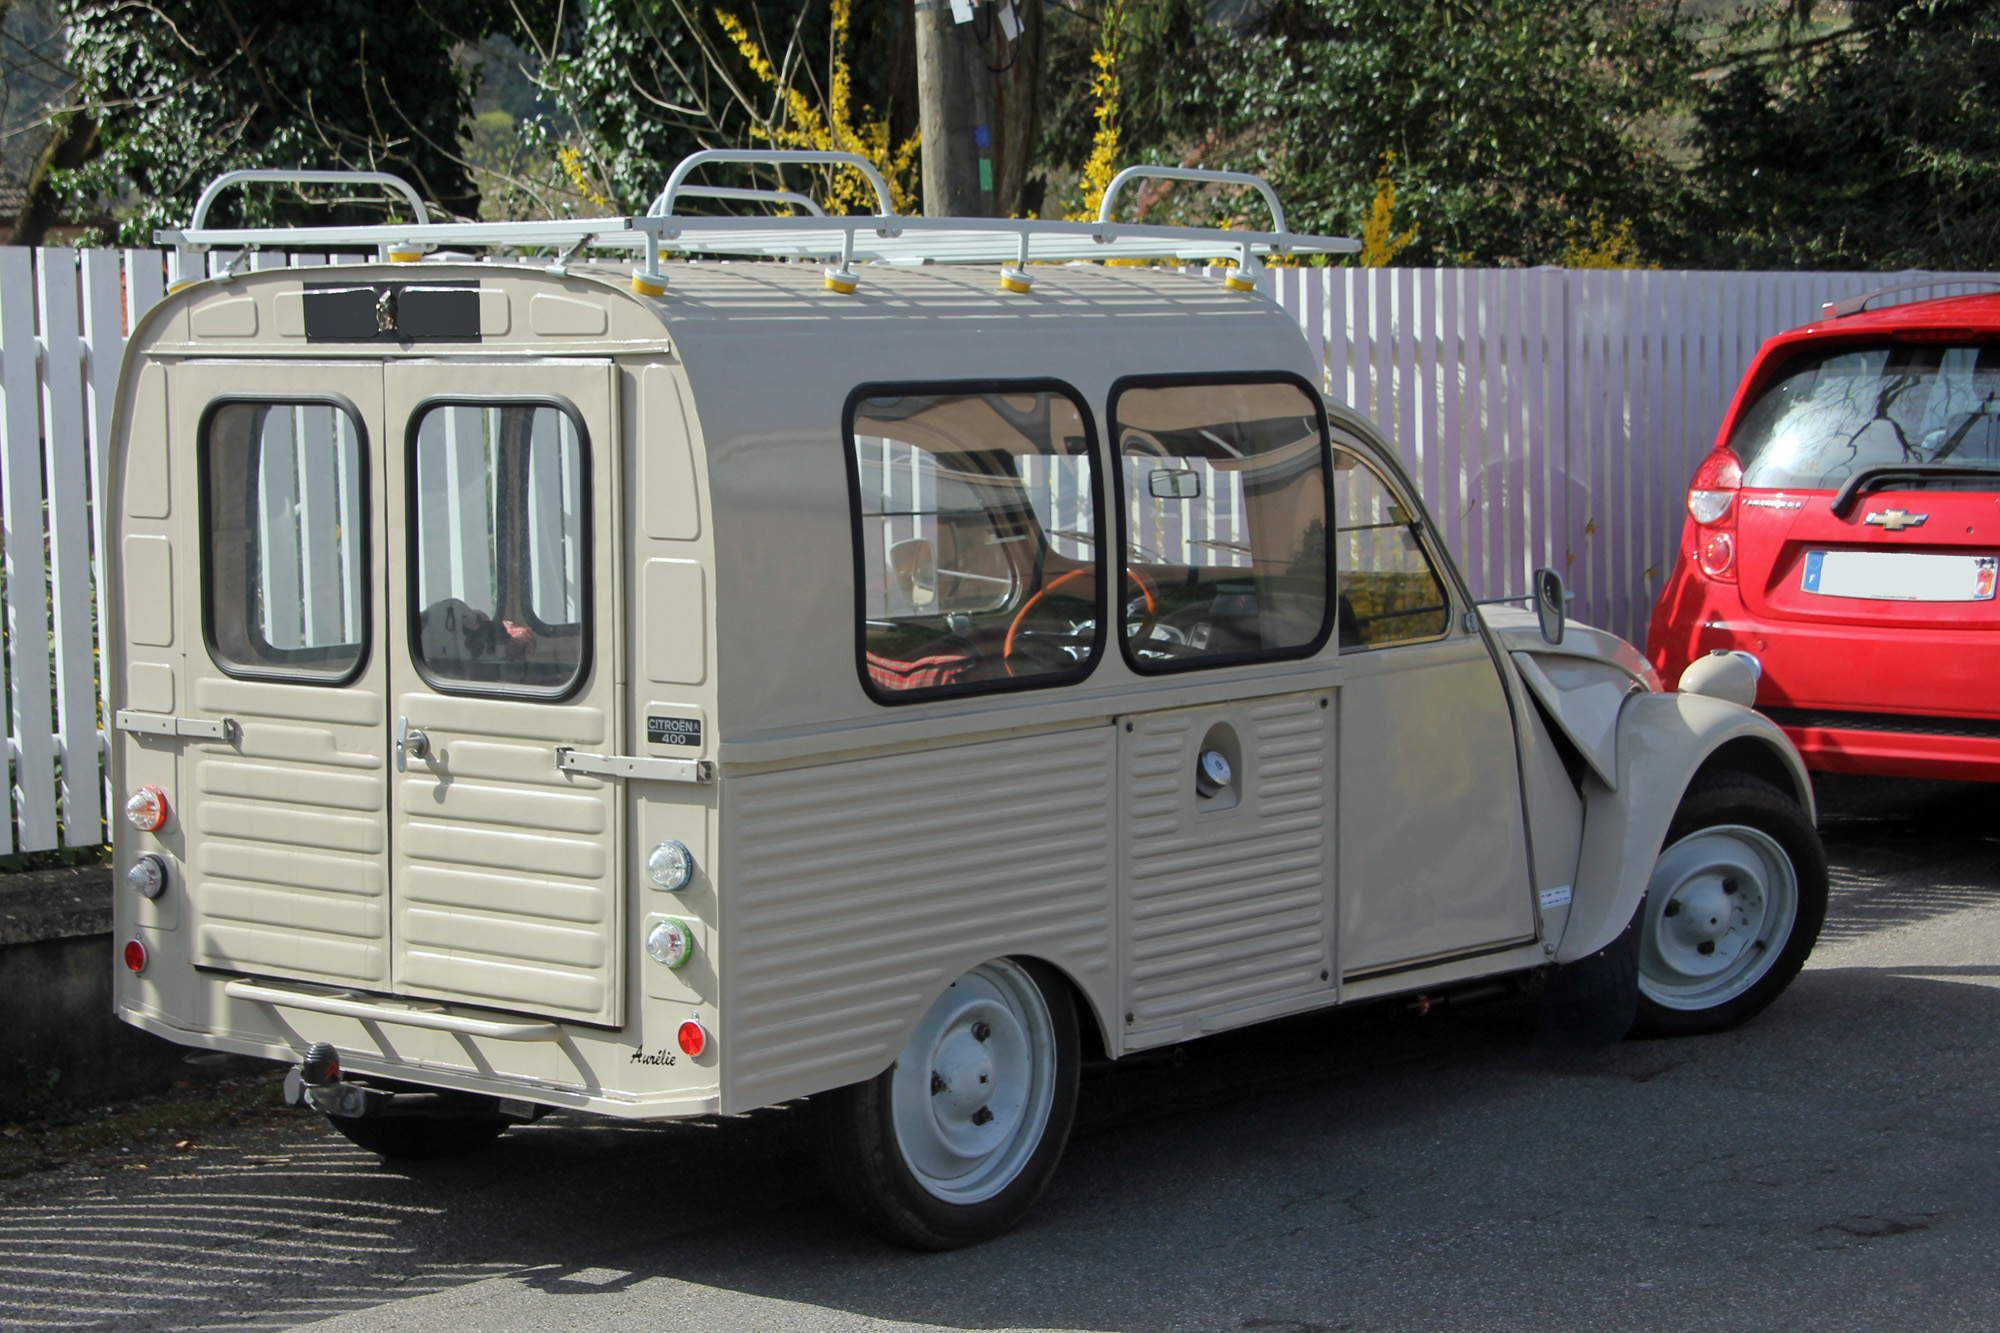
[2,250,1992,854]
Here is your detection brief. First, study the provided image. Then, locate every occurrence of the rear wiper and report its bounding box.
[1828,462,2000,518]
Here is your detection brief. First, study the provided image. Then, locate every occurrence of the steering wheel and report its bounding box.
[1003,567,1157,673]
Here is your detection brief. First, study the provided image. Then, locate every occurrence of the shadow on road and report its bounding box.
[3,962,1998,1332]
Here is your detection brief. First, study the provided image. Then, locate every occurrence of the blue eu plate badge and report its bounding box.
[1801,550,1824,593]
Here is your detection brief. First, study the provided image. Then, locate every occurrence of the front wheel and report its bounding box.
[818,957,1080,1250]
[1633,774,1827,1036]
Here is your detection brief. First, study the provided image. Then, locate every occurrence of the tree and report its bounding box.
[1687,0,2000,270]
[56,0,550,244]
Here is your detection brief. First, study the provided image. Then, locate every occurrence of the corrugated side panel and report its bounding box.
[188,679,388,987]
[392,695,622,1025]
[721,726,1116,1111]
[1122,692,1333,1044]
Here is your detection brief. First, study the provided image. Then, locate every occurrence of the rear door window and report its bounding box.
[1111,375,1332,672]
[1731,343,2000,489]
[408,401,589,696]
[200,399,368,683]
[847,384,1101,702]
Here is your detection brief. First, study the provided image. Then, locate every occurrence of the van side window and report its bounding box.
[1111,376,1332,672]
[1332,449,1450,650]
[200,400,368,683]
[409,402,588,696]
[848,385,1101,701]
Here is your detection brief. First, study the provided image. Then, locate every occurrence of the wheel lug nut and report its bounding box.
[1722,878,1739,894]
[930,1071,946,1096]
[1663,901,1680,918]
[1697,940,1716,956]
[972,1021,991,1043]
[971,1106,994,1126]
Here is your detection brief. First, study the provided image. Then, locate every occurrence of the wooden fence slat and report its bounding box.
[81,249,125,813]
[1,249,55,850]
[123,248,165,326]
[39,249,103,843]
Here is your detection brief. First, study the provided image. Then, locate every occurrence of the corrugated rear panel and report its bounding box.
[722,726,1116,1110]
[1122,693,1333,1043]
[187,682,388,986]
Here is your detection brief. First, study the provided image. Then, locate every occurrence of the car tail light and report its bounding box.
[1687,450,1741,583]
[1687,450,1742,525]
[123,939,147,973]
[1699,529,1736,578]
[124,785,169,832]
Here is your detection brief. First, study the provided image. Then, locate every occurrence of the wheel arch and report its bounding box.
[1556,692,1812,963]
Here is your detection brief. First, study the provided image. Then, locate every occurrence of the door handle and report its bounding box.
[395,715,431,772]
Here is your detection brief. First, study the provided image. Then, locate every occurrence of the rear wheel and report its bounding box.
[326,1111,509,1161]
[1633,774,1827,1036]
[819,957,1080,1250]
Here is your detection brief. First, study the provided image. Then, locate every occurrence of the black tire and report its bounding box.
[326,1111,509,1161]
[818,958,1081,1250]
[1631,772,1827,1037]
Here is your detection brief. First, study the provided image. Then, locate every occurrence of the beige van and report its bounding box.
[109,154,1826,1248]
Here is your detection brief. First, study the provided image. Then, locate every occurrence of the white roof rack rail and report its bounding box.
[155,154,1360,297]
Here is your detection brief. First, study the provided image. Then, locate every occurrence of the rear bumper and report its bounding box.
[1649,569,2000,781]
[1763,708,2000,783]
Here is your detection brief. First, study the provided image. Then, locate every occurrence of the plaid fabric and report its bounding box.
[866,650,976,691]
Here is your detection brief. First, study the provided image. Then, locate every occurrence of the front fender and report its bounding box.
[1555,692,1811,963]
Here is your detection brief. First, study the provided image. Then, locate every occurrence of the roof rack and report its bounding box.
[156,152,1359,297]
[1821,278,2000,320]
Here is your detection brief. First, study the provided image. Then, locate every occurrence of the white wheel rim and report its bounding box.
[1638,823,1798,1011]
[890,959,1057,1205]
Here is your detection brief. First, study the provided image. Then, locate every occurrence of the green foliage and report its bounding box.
[1196,0,1695,264]
[1686,0,2000,269]
[59,0,554,243]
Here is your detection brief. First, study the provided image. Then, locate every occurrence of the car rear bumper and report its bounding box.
[1648,570,2000,781]
[1762,707,2000,782]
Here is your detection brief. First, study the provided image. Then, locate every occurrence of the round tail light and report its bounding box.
[123,938,148,973]
[124,785,170,833]
[677,1019,707,1058]
[1699,530,1736,578]
[1687,450,1743,526]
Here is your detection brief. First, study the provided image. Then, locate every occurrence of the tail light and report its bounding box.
[1688,450,1741,582]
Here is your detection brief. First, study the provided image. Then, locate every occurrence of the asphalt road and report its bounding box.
[3,774,1997,1333]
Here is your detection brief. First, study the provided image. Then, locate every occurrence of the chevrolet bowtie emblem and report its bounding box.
[1864,508,1927,531]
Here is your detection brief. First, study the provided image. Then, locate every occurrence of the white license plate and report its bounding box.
[1802,550,1998,601]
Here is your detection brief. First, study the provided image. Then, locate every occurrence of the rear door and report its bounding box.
[173,362,392,989]
[382,361,626,1026]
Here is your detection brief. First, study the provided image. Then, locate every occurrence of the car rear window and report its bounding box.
[1729,343,2000,489]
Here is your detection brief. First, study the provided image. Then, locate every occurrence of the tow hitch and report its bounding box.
[282,1041,543,1122]
[282,1042,391,1118]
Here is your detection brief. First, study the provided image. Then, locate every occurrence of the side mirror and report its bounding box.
[1148,467,1202,501]
[889,538,936,608]
[1532,567,1566,645]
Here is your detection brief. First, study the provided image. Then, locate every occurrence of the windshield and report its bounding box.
[1729,343,2000,489]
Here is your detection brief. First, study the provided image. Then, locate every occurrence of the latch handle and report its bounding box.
[395,716,430,773]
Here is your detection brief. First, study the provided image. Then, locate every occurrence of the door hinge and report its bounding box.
[556,746,713,784]
[115,710,237,743]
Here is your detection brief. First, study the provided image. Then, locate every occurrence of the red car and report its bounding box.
[1648,284,2000,782]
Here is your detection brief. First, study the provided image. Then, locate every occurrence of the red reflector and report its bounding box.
[677,1019,707,1058]
[1699,529,1736,578]
[123,939,147,973]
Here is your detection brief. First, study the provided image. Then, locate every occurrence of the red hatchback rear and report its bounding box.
[1648,289,2000,782]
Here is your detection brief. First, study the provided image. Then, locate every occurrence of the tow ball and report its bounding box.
[282,1042,391,1119]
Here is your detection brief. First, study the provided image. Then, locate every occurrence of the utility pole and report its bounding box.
[914,0,995,217]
